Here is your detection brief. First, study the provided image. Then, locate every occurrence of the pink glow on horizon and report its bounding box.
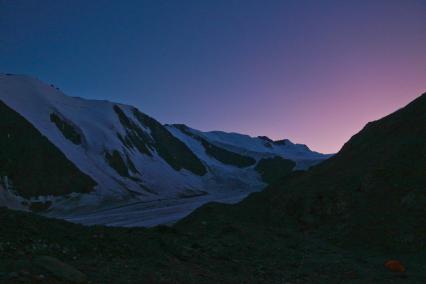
[181,60,426,154]
[173,9,426,154]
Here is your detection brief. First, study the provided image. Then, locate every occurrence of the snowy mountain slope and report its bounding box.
[0,74,208,207]
[167,124,331,169]
[0,74,330,225]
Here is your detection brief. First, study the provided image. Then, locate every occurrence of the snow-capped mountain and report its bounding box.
[167,124,328,170]
[0,74,330,226]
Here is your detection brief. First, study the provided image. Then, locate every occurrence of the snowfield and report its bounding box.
[0,74,331,226]
[57,192,251,227]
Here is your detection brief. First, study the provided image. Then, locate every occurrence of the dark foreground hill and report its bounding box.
[1,93,426,283]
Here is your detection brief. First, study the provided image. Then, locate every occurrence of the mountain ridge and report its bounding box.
[179,90,426,252]
[0,73,329,226]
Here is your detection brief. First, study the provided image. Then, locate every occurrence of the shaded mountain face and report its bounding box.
[267,93,426,252]
[0,101,96,198]
[0,74,329,218]
[180,93,426,254]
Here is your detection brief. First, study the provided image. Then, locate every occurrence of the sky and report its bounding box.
[1,0,425,153]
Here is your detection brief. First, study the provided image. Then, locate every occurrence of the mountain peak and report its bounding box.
[0,75,329,226]
[257,136,273,142]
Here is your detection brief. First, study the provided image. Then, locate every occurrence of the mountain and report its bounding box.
[174,92,426,281]
[0,74,329,225]
[0,92,424,283]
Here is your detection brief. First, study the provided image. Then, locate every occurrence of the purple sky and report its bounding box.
[1,0,426,153]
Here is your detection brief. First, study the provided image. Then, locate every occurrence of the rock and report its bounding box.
[19,269,30,276]
[31,274,47,282]
[34,255,87,283]
[7,272,19,279]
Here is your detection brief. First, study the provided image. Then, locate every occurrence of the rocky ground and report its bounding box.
[0,206,423,283]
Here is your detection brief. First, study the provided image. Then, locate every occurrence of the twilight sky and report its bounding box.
[1,0,425,153]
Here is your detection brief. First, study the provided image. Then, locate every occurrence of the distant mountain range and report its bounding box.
[0,74,330,223]
[0,84,424,282]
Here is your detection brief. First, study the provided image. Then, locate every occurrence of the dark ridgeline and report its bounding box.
[176,92,426,281]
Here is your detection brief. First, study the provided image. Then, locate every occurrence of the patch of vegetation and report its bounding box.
[50,113,82,145]
[255,156,295,184]
[0,101,96,198]
[105,150,129,177]
[133,109,207,176]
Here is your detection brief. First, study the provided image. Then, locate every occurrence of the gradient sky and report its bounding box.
[1,0,425,153]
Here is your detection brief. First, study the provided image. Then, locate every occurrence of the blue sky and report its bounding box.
[1,0,425,152]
